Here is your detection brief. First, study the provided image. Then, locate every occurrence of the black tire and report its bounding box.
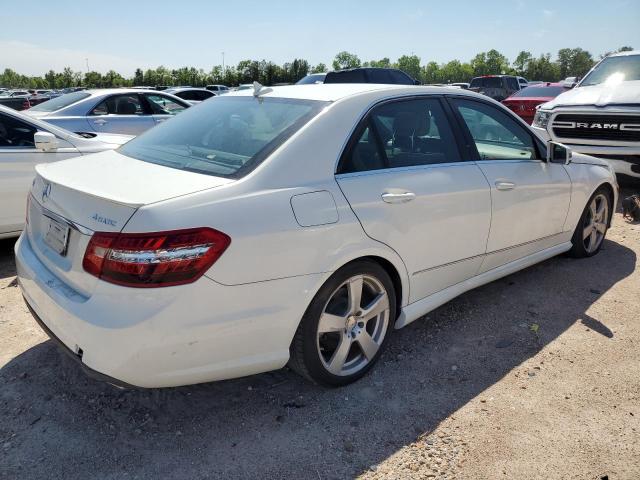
[289,260,396,387]
[568,186,612,258]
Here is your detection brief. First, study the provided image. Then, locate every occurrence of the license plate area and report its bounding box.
[43,215,70,256]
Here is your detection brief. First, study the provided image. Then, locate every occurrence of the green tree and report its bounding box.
[513,51,533,76]
[367,57,391,69]
[133,68,144,86]
[84,71,103,88]
[557,48,594,78]
[396,55,421,81]
[311,63,327,73]
[332,51,361,70]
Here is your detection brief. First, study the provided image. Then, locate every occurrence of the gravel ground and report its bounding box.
[1,189,639,480]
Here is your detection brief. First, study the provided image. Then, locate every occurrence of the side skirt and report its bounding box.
[395,241,572,329]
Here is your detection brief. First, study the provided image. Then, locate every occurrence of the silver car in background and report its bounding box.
[163,87,216,104]
[25,89,191,135]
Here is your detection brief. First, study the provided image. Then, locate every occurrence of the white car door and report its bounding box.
[88,93,155,135]
[336,96,492,303]
[143,93,188,126]
[0,112,79,236]
[449,97,571,272]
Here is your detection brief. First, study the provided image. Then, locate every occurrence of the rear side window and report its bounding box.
[28,91,91,112]
[506,77,519,90]
[120,96,329,178]
[145,94,187,115]
[513,86,568,97]
[339,97,461,173]
[368,69,392,83]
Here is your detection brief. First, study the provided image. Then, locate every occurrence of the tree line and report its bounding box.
[0,46,633,90]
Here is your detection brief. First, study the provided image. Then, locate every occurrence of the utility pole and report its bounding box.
[85,58,90,73]
[222,52,225,73]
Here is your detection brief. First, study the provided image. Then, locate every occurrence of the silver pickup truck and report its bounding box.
[532,50,640,182]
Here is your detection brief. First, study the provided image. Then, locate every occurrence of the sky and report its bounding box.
[0,0,638,76]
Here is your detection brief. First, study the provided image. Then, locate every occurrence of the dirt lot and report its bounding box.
[1,191,639,480]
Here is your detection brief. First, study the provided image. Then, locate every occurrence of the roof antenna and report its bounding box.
[253,81,273,98]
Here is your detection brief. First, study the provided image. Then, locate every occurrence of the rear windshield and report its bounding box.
[29,91,91,112]
[119,96,329,178]
[470,77,503,88]
[580,54,640,86]
[513,86,568,97]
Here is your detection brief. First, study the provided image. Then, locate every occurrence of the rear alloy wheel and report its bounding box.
[289,261,396,386]
[569,188,611,258]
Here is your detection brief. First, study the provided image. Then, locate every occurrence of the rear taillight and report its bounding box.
[83,228,230,288]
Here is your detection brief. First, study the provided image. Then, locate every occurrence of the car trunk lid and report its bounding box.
[27,150,233,296]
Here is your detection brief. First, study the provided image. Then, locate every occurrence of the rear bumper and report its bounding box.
[15,233,324,388]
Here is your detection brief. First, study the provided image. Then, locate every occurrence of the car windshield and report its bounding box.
[296,74,326,85]
[119,96,329,179]
[29,91,91,112]
[581,54,640,86]
[513,86,567,97]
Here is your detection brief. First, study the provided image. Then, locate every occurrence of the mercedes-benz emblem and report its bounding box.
[41,182,51,203]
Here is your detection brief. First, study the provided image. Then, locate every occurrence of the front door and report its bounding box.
[336,97,492,303]
[449,97,571,272]
[0,113,77,235]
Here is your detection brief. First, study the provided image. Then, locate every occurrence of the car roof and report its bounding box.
[165,87,210,92]
[84,88,172,96]
[224,83,481,102]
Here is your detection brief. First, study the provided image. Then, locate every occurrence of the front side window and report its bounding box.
[452,98,539,160]
[0,113,37,148]
[145,94,187,115]
[119,96,328,178]
[506,77,519,90]
[91,94,144,116]
[340,97,461,173]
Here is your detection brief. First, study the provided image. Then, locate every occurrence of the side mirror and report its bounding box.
[547,141,572,165]
[34,131,58,152]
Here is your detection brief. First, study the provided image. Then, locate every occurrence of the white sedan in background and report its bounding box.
[15,84,617,388]
[0,105,131,238]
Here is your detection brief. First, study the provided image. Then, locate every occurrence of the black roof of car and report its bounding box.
[324,68,419,85]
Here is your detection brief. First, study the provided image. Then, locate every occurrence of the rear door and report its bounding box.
[449,97,571,272]
[142,93,188,125]
[336,96,492,302]
[88,93,154,135]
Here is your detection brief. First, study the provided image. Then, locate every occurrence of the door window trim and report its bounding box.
[335,95,469,175]
[444,95,547,162]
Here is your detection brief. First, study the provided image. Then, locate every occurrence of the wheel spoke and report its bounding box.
[327,335,352,374]
[589,229,598,249]
[595,222,607,234]
[596,200,606,220]
[360,292,389,321]
[347,276,363,315]
[356,331,379,360]
[583,225,593,240]
[590,200,597,219]
[318,312,346,333]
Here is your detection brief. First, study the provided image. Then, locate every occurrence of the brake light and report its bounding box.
[83,228,230,288]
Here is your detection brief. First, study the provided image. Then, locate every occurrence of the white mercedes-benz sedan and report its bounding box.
[15,84,617,388]
[0,105,131,239]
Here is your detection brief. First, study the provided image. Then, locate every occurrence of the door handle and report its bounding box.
[495,181,516,191]
[93,119,107,125]
[381,191,416,204]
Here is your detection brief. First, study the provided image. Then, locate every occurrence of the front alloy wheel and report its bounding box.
[289,261,396,386]
[569,187,611,258]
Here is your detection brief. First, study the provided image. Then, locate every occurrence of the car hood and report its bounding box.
[540,80,640,109]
